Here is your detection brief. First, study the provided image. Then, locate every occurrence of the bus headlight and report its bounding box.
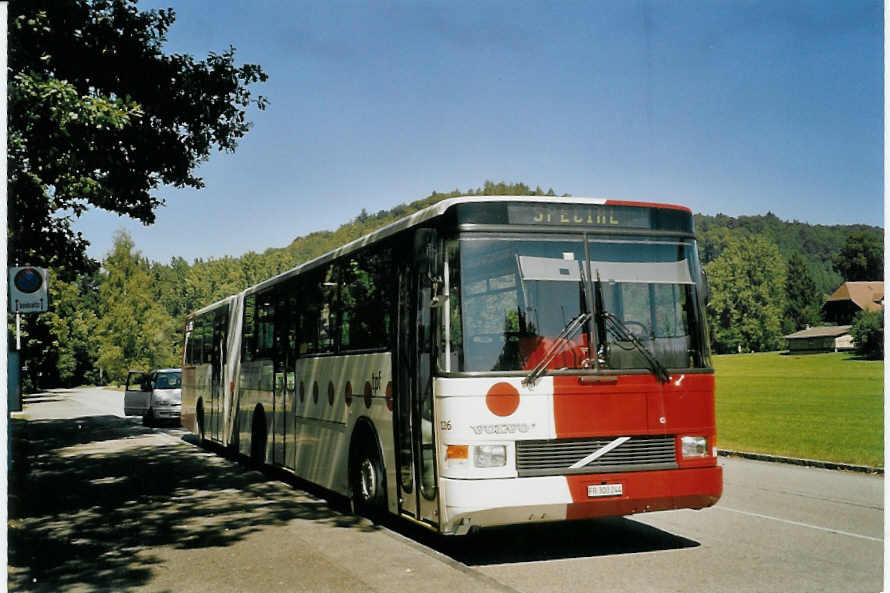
[474,445,507,468]
[681,436,708,458]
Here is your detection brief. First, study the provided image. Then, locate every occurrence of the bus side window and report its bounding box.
[340,246,394,351]
[184,326,194,364]
[190,319,203,364]
[274,281,297,362]
[201,314,214,364]
[243,293,257,362]
[255,288,276,359]
[297,268,323,354]
[319,265,337,352]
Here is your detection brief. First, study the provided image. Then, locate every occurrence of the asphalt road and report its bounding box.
[7,387,885,593]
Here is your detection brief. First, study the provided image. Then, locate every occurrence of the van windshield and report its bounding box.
[155,372,181,389]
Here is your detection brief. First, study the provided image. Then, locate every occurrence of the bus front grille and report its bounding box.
[515,435,677,477]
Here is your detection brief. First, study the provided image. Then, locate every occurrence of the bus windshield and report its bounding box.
[442,234,710,374]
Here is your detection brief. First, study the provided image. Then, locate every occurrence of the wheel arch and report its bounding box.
[349,417,384,477]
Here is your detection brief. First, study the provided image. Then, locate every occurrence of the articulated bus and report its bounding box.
[181,196,722,535]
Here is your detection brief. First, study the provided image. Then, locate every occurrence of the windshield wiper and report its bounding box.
[522,312,591,388]
[592,272,670,384]
[599,311,671,383]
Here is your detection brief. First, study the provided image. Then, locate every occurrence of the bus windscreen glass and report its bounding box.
[443,234,710,373]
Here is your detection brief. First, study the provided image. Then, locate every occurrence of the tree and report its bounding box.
[96,232,179,383]
[783,252,822,334]
[8,1,268,273]
[706,235,787,353]
[850,310,883,360]
[833,232,884,281]
[43,274,102,386]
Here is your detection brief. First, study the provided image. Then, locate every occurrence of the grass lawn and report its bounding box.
[714,352,884,468]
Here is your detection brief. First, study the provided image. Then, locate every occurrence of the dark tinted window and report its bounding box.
[155,372,181,389]
[340,247,394,351]
[242,293,257,361]
[200,314,213,363]
[185,320,200,364]
[297,265,337,354]
[255,289,276,359]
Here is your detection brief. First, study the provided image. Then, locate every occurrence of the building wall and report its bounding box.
[787,334,854,352]
[787,336,837,352]
[834,335,855,351]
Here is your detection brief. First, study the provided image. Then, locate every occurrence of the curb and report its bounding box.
[718,449,883,475]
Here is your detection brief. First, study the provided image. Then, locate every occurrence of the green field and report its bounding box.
[714,352,884,468]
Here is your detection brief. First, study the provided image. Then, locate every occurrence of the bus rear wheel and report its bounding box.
[351,444,386,519]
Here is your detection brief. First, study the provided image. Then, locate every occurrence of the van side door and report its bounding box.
[124,370,151,416]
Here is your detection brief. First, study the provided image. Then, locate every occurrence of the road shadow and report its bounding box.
[180,436,700,567]
[377,513,699,566]
[9,411,700,591]
[443,517,699,565]
[7,414,368,593]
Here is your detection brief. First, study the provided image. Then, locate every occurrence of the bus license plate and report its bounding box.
[587,483,623,498]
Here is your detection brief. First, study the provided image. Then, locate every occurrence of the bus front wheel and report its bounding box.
[351,442,386,518]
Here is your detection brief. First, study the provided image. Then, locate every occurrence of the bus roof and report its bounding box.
[187,196,692,316]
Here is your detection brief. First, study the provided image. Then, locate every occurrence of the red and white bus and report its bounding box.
[182,196,722,535]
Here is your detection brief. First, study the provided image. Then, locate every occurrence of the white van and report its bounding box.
[123,368,182,426]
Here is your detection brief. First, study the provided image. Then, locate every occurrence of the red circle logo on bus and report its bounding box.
[385,382,393,411]
[486,382,520,417]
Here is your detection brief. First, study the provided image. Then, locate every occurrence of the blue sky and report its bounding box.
[73,0,884,263]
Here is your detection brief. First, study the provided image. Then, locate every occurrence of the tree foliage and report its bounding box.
[706,235,787,353]
[850,310,884,360]
[695,212,882,296]
[783,252,822,334]
[8,0,268,273]
[833,231,884,282]
[96,232,180,383]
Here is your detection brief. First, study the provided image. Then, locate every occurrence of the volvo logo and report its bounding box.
[470,423,536,435]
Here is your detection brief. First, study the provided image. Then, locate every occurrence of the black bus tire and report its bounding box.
[351,436,387,519]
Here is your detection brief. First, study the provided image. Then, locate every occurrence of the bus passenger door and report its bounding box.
[272,289,296,467]
[396,269,418,519]
[395,231,439,528]
[414,263,439,526]
[210,308,227,441]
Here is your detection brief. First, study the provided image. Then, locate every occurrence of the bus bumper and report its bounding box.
[439,465,722,535]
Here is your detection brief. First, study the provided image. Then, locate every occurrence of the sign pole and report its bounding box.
[15,310,20,351]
